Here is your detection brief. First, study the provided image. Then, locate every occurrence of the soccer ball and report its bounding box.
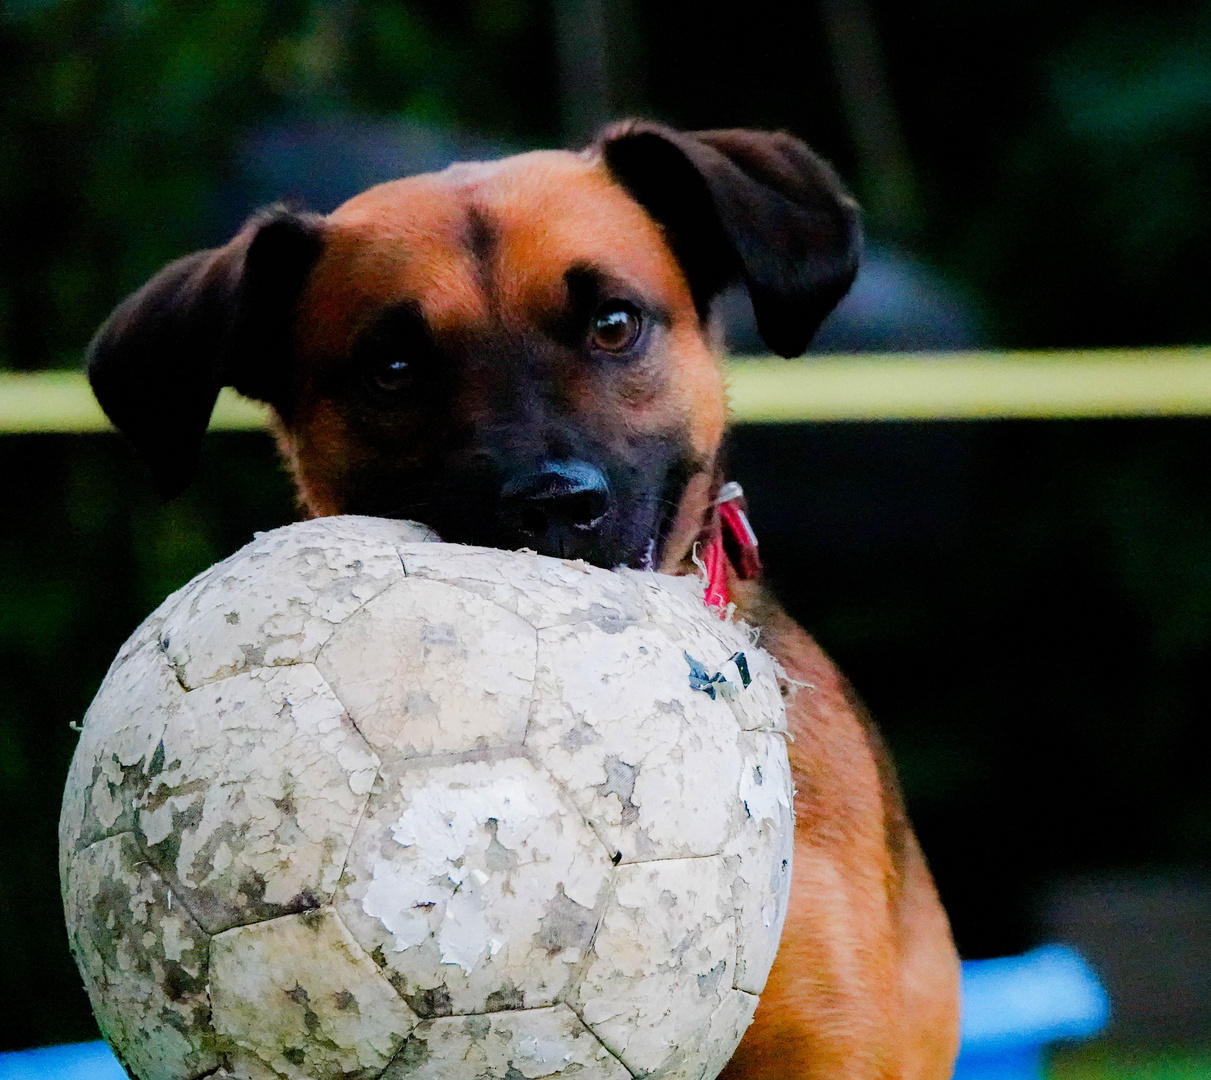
[60,517,794,1080]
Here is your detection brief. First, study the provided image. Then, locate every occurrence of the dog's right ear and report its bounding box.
[87,207,324,499]
[596,122,861,358]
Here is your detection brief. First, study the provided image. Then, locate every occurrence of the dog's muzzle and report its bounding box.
[497,459,611,556]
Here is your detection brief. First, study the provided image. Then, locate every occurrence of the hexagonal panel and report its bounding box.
[135,664,380,933]
[336,755,611,1016]
[729,731,795,995]
[210,907,416,1080]
[571,855,738,1079]
[59,638,185,886]
[160,516,431,690]
[380,1004,631,1080]
[64,833,217,1080]
[316,578,537,763]
[527,621,748,862]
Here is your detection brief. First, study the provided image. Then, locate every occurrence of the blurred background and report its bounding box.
[2,1,1210,1076]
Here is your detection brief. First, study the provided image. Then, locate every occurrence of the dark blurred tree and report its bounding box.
[0,0,316,369]
[636,0,1211,347]
[959,5,1211,345]
[867,0,1211,346]
[0,1,297,369]
[3,0,1211,367]
[344,1,555,136]
[0,0,557,372]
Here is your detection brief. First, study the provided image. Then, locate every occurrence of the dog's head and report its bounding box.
[89,122,859,571]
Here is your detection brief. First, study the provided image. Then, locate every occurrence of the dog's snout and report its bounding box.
[499,460,611,542]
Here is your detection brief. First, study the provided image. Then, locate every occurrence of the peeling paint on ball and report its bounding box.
[60,516,793,1080]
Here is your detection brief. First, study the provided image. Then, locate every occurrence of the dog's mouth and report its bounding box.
[350,441,700,573]
[633,458,697,570]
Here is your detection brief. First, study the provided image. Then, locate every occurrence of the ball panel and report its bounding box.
[64,832,218,1080]
[396,545,651,632]
[696,990,760,1080]
[218,1055,290,1080]
[572,856,737,1079]
[59,637,185,888]
[336,756,611,1016]
[728,732,795,995]
[210,907,417,1080]
[379,1004,631,1080]
[625,574,787,736]
[135,664,380,934]
[160,517,424,691]
[316,578,536,763]
[719,646,787,735]
[528,622,747,862]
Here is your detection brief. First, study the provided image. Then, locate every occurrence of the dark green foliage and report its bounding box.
[939,4,1211,345]
[4,0,1211,367]
[0,1,308,369]
[0,432,295,1050]
[345,1,556,136]
[0,0,557,372]
[636,0,1211,346]
[731,418,1211,959]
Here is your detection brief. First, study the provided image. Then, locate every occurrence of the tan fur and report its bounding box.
[269,149,959,1078]
[718,580,960,1079]
[285,153,726,520]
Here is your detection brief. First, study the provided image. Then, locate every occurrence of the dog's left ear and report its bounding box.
[87,207,324,498]
[595,121,862,357]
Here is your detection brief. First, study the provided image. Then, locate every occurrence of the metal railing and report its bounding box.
[3,347,1211,433]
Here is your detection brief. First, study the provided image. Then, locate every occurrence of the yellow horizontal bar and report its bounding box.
[0,373,268,433]
[725,347,1211,421]
[3,347,1211,434]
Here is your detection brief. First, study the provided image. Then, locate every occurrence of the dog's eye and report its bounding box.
[367,357,412,394]
[589,303,642,354]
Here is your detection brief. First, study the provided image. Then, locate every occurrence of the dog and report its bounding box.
[87,121,961,1080]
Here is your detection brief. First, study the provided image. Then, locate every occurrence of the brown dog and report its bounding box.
[88,121,960,1080]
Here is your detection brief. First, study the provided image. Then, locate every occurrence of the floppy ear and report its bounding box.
[86,207,324,498]
[595,121,862,358]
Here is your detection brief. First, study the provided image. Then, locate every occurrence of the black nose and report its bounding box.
[499,460,611,541]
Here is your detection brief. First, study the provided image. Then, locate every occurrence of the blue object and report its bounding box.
[0,1040,126,1080]
[953,944,1110,1080]
[0,945,1109,1080]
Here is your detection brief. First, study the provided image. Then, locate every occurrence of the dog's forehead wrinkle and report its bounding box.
[324,152,697,348]
[465,206,496,264]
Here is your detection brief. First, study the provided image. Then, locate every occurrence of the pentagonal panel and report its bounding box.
[398,544,651,632]
[64,833,217,1080]
[59,637,185,886]
[527,621,747,862]
[210,907,416,1080]
[135,664,380,933]
[729,731,795,994]
[160,516,432,690]
[380,1004,630,1080]
[336,755,611,1016]
[571,856,737,1079]
[316,578,536,762]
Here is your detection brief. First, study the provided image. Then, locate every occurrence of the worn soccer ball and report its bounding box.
[60,516,794,1080]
